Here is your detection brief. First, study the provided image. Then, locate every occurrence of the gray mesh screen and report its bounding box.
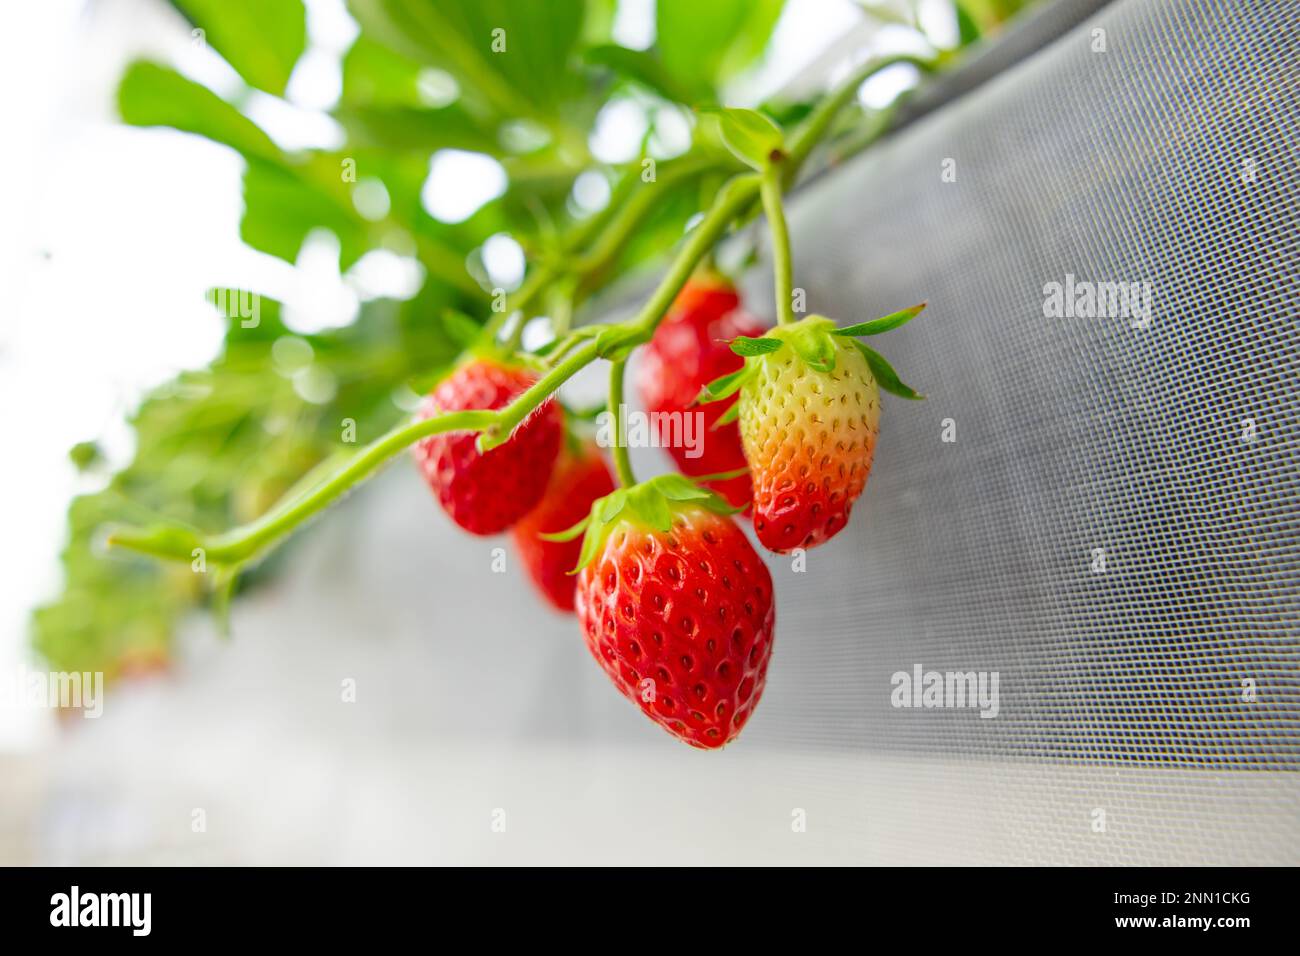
[758,0,1299,771]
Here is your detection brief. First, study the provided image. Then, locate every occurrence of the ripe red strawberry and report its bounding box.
[704,308,926,553]
[511,440,616,612]
[561,475,775,749]
[637,274,764,508]
[412,357,562,535]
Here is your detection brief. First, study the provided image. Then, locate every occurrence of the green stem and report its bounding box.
[627,174,761,339]
[108,50,906,573]
[608,359,635,487]
[572,157,724,280]
[760,161,796,326]
[109,409,496,564]
[480,339,600,450]
[506,265,552,316]
[785,53,938,177]
[483,265,551,345]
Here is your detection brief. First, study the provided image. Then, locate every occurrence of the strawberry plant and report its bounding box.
[35,0,1020,744]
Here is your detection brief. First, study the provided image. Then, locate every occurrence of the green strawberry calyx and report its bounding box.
[540,472,745,574]
[698,304,928,404]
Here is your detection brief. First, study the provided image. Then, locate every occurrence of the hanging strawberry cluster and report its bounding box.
[109,94,928,752]
[409,109,926,749]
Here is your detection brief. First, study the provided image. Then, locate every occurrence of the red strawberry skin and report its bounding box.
[575,507,775,749]
[511,442,616,612]
[412,358,562,535]
[638,277,764,508]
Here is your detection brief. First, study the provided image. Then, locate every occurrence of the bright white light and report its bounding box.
[421,150,507,223]
[352,178,390,220]
[612,0,656,50]
[857,61,921,109]
[571,170,612,215]
[917,0,960,49]
[282,229,360,333]
[304,0,360,49]
[271,336,314,375]
[243,91,345,151]
[174,39,245,101]
[293,365,338,404]
[416,68,459,107]
[286,0,356,112]
[521,316,555,352]
[480,234,526,291]
[499,119,550,153]
[588,98,649,164]
[286,47,342,111]
[737,0,861,102]
[649,107,692,159]
[347,249,424,301]
[391,382,424,411]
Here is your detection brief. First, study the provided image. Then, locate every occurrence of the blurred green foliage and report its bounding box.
[35,0,1034,677]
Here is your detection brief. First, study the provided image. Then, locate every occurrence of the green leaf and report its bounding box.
[832,302,927,337]
[707,107,785,171]
[697,365,754,403]
[853,341,925,400]
[241,159,368,269]
[655,474,714,501]
[175,0,306,96]
[657,0,786,96]
[598,490,628,523]
[628,483,673,532]
[117,61,280,163]
[712,400,740,428]
[571,518,606,574]
[853,1,916,29]
[581,0,619,45]
[584,45,696,104]
[334,104,501,154]
[211,564,243,639]
[539,513,591,542]
[341,35,430,107]
[729,335,783,356]
[441,310,483,348]
[350,0,585,119]
[690,467,749,483]
[954,1,983,47]
[69,441,104,472]
[36,292,462,677]
[789,326,837,373]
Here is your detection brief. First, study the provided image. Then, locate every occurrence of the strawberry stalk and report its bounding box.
[109,408,497,564]
[108,54,933,577]
[783,53,938,176]
[760,158,796,326]
[607,358,636,488]
[108,178,757,568]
